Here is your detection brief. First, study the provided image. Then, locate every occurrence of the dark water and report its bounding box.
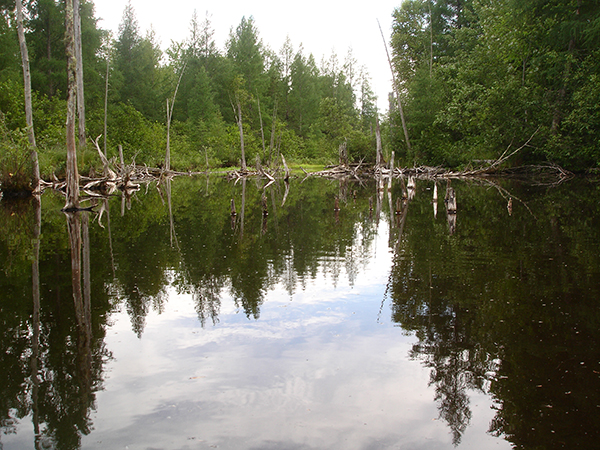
[1,175,599,450]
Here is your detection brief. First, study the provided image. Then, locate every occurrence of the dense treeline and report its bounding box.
[1,0,599,190]
[0,1,379,182]
[390,0,600,170]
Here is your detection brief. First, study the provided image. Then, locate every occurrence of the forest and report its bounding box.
[390,0,600,170]
[0,0,599,195]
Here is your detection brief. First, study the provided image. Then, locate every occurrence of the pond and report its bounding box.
[1,175,599,450]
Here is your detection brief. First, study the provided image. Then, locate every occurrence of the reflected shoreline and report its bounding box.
[1,176,599,449]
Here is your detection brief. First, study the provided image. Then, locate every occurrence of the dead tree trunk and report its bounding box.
[445,183,457,213]
[16,0,40,191]
[375,115,383,168]
[236,100,247,171]
[103,36,111,157]
[74,0,86,149]
[16,0,36,148]
[240,178,246,237]
[66,210,93,390]
[339,139,348,166]
[378,19,411,152]
[31,195,41,441]
[64,0,79,210]
[165,99,171,170]
[261,194,268,216]
[257,94,266,162]
[281,154,290,182]
[165,63,186,171]
[269,100,277,165]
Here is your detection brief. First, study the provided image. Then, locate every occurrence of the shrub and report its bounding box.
[0,114,36,194]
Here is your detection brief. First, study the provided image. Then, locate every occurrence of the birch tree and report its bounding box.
[15,0,40,189]
[74,0,86,149]
[64,0,79,210]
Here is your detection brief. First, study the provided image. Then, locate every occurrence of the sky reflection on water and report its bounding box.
[70,224,506,450]
[5,175,599,449]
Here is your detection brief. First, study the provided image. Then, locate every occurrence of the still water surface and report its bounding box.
[1,176,599,449]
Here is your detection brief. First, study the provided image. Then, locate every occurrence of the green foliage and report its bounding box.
[227,16,265,96]
[28,0,66,98]
[318,97,352,145]
[0,78,25,129]
[32,90,67,149]
[113,2,165,121]
[391,0,600,170]
[347,129,375,164]
[0,11,18,82]
[106,102,165,165]
[1,0,383,174]
[0,113,34,192]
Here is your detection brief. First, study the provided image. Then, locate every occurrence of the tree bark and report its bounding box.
[428,0,433,78]
[378,19,411,152]
[257,94,266,162]
[64,0,79,210]
[15,0,36,148]
[103,39,110,157]
[338,139,348,166]
[74,0,86,149]
[269,100,277,165]
[236,100,247,171]
[16,0,40,191]
[165,63,186,171]
[165,99,171,170]
[375,115,383,168]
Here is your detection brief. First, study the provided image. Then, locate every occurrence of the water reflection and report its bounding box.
[1,176,599,449]
[0,198,108,450]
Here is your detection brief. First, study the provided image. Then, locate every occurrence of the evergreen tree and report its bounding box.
[113,2,163,121]
[0,6,19,82]
[288,49,320,138]
[28,0,65,98]
[226,16,265,96]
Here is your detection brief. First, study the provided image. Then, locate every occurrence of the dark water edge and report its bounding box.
[1,175,599,449]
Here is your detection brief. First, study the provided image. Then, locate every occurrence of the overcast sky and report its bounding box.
[93,0,401,111]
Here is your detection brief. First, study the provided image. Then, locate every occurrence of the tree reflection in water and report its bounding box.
[1,176,599,449]
[387,177,600,448]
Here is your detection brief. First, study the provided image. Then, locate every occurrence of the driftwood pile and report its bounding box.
[32,124,572,204]
[227,154,291,188]
[38,136,201,200]
[303,128,572,183]
[306,160,366,182]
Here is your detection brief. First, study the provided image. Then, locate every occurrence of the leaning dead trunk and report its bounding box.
[375,115,383,168]
[103,35,111,157]
[16,0,35,148]
[269,100,277,165]
[378,19,411,152]
[64,0,79,210]
[74,0,86,149]
[16,0,40,191]
[257,94,266,161]
[281,154,290,182]
[165,63,186,171]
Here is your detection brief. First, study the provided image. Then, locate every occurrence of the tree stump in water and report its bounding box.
[262,194,268,216]
[445,187,457,214]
